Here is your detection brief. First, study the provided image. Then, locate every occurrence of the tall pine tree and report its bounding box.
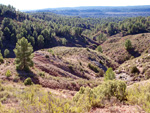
[14,37,33,70]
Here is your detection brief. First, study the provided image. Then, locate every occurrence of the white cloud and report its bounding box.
[1,0,150,10]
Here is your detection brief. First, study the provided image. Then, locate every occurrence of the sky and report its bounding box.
[1,0,150,10]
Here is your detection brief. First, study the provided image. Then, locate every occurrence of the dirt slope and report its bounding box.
[115,53,150,84]
[33,47,117,79]
[0,47,117,90]
[101,33,150,64]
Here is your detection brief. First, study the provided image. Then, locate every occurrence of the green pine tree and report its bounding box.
[13,37,33,70]
[104,68,115,81]
[125,39,132,50]
[37,35,44,48]
[4,49,10,58]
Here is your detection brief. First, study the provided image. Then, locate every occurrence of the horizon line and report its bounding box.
[21,5,150,11]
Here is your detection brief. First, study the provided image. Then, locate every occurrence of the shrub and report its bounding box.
[99,60,104,65]
[96,69,104,77]
[0,91,10,103]
[5,70,11,77]
[4,49,10,58]
[96,45,103,53]
[17,86,77,113]
[73,87,101,111]
[86,48,90,51]
[48,49,55,56]
[79,62,82,66]
[62,38,68,45]
[94,80,127,101]
[39,72,45,77]
[48,49,53,53]
[145,69,150,79]
[45,55,49,58]
[68,65,74,72]
[24,77,33,85]
[88,63,99,73]
[0,51,4,64]
[73,80,127,111]
[125,39,132,50]
[13,76,20,82]
[104,68,115,80]
[131,66,139,74]
[127,83,150,112]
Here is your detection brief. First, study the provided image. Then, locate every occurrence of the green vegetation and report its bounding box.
[68,65,74,72]
[0,4,150,54]
[131,66,140,74]
[127,83,150,112]
[5,70,11,77]
[24,77,33,85]
[4,49,10,58]
[104,68,115,80]
[13,37,33,70]
[88,63,100,73]
[96,45,103,53]
[73,80,127,111]
[125,39,132,50]
[96,69,104,77]
[39,72,45,77]
[0,51,4,64]
[45,54,49,58]
[1,4,150,113]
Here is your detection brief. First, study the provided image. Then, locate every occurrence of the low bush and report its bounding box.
[0,51,4,64]
[127,83,150,112]
[16,85,81,113]
[68,65,74,72]
[13,76,20,82]
[5,70,11,78]
[39,72,45,77]
[96,45,103,53]
[86,48,90,51]
[45,54,49,58]
[96,69,104,77]
[99,60,104,65]
[88,63,99,73]
[24,77,33,85]
[73,80,127,111]
[145,69,150,79]
[4,49,10,58]
[131,66,139,74]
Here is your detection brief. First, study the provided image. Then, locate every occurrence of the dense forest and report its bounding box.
[0,4,150,57]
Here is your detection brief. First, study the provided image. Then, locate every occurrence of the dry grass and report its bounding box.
[0,47,117,91]
[101,33,150,64]
[115,53,150,84]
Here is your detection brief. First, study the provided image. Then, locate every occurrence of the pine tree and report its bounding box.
[37,35,44,48]
[104,68,115,81]
[13,37,33,70]
[125,39,132,50]
[4,49,10,58]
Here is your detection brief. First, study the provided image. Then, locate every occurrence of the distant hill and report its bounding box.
[26,5,150,17]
